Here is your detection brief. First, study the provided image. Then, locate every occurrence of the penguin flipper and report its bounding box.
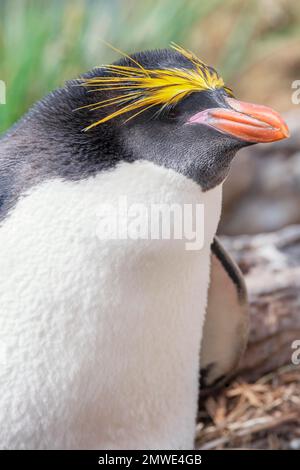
[200,236,249,388]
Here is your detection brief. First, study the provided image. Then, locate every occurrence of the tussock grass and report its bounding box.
[1,0,299,134]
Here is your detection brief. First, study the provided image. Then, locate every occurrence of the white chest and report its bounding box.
[0,160,222,449]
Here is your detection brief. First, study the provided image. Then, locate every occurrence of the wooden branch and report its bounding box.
[221,225,300,382]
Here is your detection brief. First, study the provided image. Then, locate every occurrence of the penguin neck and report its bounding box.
[0,86,129,221]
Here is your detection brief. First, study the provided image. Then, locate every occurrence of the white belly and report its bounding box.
[0,160,222,449]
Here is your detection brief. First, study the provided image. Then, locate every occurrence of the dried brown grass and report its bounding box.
[196,365,300,449]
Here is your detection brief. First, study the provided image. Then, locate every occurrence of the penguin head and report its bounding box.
[6,45,288,199]
[77,46,289,191]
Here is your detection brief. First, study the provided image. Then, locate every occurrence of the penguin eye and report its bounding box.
[153,104,180,123]
[165,106,180,120]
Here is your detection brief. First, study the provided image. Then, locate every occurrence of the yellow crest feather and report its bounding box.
[80,43,231,131]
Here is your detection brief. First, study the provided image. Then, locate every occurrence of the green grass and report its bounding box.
[0,0,225,133]
[0,0,299,134]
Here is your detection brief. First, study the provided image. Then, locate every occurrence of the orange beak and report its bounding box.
[188,97,289,143]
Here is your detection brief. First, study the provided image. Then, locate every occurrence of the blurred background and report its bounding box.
[1,0,300,129]
[0,0,300,450]
[0,0,300,236]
